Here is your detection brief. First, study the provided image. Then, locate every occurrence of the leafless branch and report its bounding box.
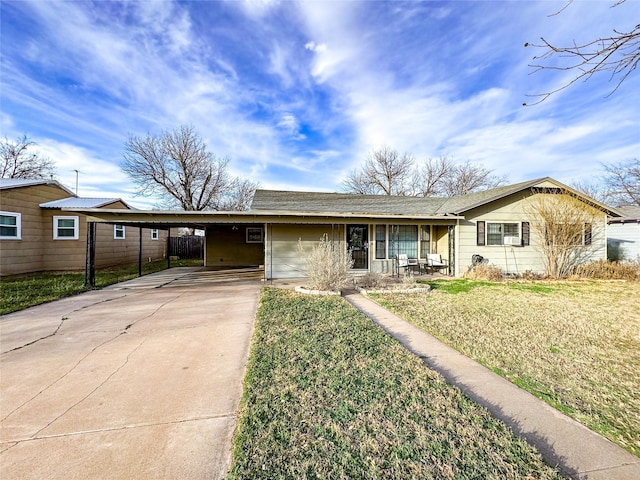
[524,0,639,105]
[1,135,56,179]
[121,125,253,211]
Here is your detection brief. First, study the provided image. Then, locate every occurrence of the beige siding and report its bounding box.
[457,192,608,276]
[1,188,167,276]
[265,224,345,279]
[0,184,69,276]
[205,224,264,267]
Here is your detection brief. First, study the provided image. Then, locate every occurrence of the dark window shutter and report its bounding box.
[477,221,485,246]
[521,222,530,246]
[584,223,592,245]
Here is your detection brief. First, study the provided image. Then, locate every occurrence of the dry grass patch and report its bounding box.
[374,280,640,457]
[229,288,563,479]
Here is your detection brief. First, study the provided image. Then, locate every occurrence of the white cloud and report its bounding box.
[34,139,160,208]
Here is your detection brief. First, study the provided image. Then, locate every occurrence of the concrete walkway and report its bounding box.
[1,268,261,479]
[343,291,640,480]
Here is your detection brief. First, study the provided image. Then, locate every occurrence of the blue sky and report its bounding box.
[1,0,638,209]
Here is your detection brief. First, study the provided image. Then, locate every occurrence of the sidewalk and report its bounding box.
[343,291,640,480]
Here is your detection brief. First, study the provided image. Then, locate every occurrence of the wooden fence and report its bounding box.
[169,235,204,259]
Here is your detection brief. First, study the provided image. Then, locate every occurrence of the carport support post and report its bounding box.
[85,221,96,288]
[138,227,143,277]
[167,228,171,269]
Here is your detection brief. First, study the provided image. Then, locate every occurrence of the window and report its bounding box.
[114,224,126,239]
[420,225,430,258]
[375,225,386,259]
[545,223,592,246]
[54,216,79,240]
[0,211,21,239]
[486,222,520,246]
[388,225,418,258]
[246,227,263,243]
[151,229,159,240]
[584,223,592,246]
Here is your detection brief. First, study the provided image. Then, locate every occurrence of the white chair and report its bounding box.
[426,253,448,274]
[397,254,420,275]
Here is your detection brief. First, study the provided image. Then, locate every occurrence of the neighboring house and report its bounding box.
[69,177,620,279]
[0,178,167,276]
[607,205,640,262]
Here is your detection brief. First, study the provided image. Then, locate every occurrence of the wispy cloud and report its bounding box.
[1,0,638,198]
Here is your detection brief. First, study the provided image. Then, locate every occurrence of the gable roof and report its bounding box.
[252,177,622,218]
[0,178,76,196]
[40,197,133,209]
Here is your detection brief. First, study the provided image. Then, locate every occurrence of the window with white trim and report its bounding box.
[54,216,79,240]
[114,224,126,239]
[0,211,21,239]
[151,228,159,240]
[487,222,520,246]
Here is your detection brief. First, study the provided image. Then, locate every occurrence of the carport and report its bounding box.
[67,208,460,284]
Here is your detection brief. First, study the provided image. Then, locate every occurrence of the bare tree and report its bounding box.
[525,0,639,105]
[604,159,640,206]
[570,180,612,205]
[122,125,255,211]
[1,135,56,179]
[343,149,505,197]
[526,190,599,277]
[440,161,507,196]
[342,146,414,195]
[411,156,455,197]
[219,178,261,211]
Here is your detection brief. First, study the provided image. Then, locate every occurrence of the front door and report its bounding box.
[347,224,368,269]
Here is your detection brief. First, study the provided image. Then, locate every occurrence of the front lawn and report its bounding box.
[229,288,563,479]
[0,259,202,315]
[372,279,640,457]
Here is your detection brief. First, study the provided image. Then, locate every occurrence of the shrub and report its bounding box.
[297,236,354,291]
[517,270,546,280]
[574,260,640,280]
[465,263,503,281]
[402,271,416,286]
[358,271,385,288]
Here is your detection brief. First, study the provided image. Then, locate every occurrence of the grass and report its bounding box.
[0,258,202,315]
[228,288,564,479]
[373,279,640,457]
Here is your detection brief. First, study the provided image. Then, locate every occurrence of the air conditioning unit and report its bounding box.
[503,236,520,246]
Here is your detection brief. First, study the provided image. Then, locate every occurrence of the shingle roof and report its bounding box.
[251,177,622,217]
[434,178,550,214]
[251,190,449,215]
[40,197,132,209]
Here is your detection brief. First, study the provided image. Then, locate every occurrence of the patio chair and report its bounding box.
[426,253,448,274]
[397,254,420,275]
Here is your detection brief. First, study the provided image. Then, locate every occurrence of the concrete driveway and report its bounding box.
[1,268,262,479]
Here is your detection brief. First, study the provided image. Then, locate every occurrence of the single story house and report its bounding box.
[0,178,167,276]
[607,205,640,262]
[67,177,620,280]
